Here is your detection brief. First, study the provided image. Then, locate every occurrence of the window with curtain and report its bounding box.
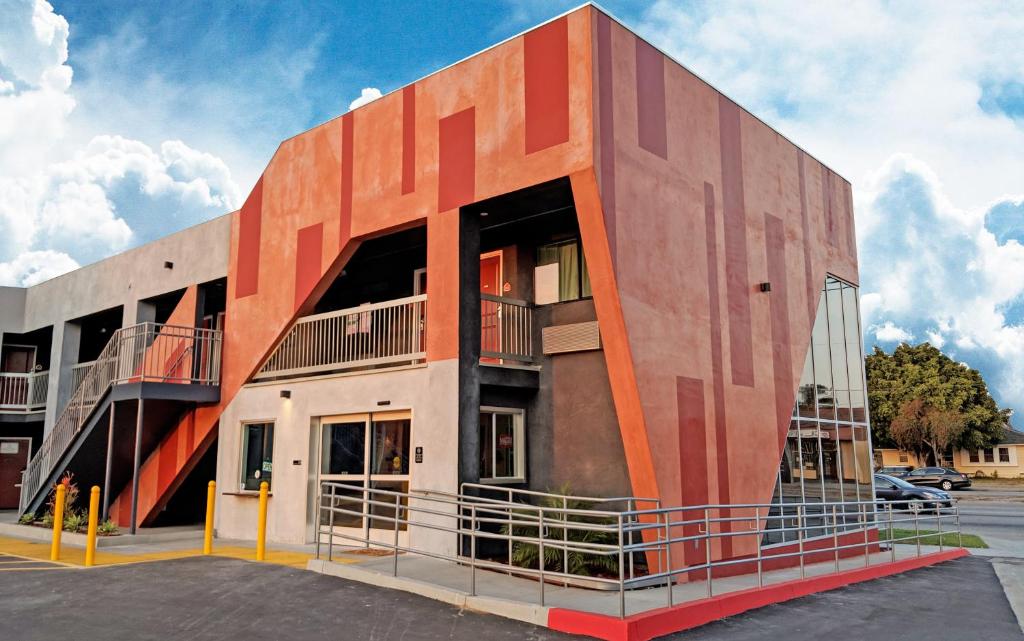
[537,239,592,302]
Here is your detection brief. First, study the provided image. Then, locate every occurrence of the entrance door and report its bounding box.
[0,438,30,509]
[319,411,411,536]
[480,252,502,361]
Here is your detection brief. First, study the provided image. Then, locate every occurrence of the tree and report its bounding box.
[866,343,1008,464]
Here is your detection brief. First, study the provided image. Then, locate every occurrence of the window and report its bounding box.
[999,447,1010,463]
[969,450,980,463]
[899,452,909,463]
[536,239,591,303]
[984,448,995,463]
[479,408,525,481]
[241,422,274,491]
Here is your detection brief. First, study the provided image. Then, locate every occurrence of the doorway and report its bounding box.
[0,438,30,509]
[317,411,411,539]
[480,251,502,362]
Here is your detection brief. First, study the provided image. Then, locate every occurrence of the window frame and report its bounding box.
[998,447,1010,463]
[984,448,995,463]
[535,236,592,303]
[478,406,526,484]
[239,420,276,493]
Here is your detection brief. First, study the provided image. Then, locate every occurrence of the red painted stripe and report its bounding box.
[676,377,708,567]
[340,113,354,247]
[765,213,794,453]
[844,181,857,257]
[597,12,617,271]
[524,16,569,154]
[635,38,667,159]
[547,549,969,641]
[704,182,731,556]
[294,223,324,310]
[438,107,475,212]
[822,167,837,248]
[402,85,416,194]
[798,151,817,325]
[717,96,754,387]
[234,176,263,299]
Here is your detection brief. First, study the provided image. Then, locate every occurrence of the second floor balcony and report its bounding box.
[0,371,48,414]
[253,293,535,382]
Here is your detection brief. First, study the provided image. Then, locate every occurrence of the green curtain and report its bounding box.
[538,240,589,301]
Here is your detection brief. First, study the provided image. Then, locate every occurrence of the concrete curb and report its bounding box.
[306,559,550,626]
[548,548,970,641]
[0,522,203,548]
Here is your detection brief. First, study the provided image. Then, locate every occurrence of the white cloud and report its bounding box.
[638,1,1024,413]
[0,250,78,287]
[348,87,382,110]
[0,0,240,286]
[871,321,914,343]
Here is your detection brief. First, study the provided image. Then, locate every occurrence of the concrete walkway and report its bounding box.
[309,542,957,621]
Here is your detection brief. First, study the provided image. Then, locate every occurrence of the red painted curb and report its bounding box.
[547,549,969,641]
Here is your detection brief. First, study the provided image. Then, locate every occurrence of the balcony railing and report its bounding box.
[255,295,427,380]
[0,371,49,412]
[20,322,222,512]
[481,294,534,364]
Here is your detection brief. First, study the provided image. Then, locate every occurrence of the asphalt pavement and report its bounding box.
[952,483,1024,557]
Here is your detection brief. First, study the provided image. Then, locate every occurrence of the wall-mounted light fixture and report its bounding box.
[377,400,391,406]
[280,390,291,399]
[164,261,174,270]
[759,282,772,293]
[479,211,489,217]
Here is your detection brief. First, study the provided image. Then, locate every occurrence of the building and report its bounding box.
[1,5,872,566]
[877,427,1024,478]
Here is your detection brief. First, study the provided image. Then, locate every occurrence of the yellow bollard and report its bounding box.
[256,481,269,561]
[85,486,100,567]
[203,480,216,555]
[50,483,66,561]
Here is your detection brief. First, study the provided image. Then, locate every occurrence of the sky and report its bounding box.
[1,0,1022,416]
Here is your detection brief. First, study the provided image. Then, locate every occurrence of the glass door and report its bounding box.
[319,411,411,532]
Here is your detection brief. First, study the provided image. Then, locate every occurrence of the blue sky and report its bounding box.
[1,0,1023,417]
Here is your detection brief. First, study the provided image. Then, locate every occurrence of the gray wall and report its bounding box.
[0,214,232,432]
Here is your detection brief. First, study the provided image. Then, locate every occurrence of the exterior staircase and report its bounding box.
[18,322,222,515]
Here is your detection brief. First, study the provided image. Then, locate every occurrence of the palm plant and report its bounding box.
[500,485,619,577]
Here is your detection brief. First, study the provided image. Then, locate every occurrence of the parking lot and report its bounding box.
[0,553,1019,641]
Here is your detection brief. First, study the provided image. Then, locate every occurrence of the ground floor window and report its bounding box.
[241,422,274,491]
[984,448,995,463]
[999,447,1011,463]
[969,450,980,463]
[479,408,525,482]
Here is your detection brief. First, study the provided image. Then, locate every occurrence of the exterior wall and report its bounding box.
[878,448,925,468]
[215,360,459,552]
[954,447,1024,478]
[575,8,861,560]
[0,287,27,334]
[11,215,231,431]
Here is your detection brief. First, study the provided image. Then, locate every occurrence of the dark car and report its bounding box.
[903,466,971,491]
[877,465,913,477]
[874,474,953,510]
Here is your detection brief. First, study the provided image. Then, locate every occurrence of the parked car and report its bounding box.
[902,466,971,491]
[874,474,953,511]
[877,465,913,477]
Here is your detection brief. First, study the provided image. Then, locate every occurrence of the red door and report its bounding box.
[0,439,29,509]
[480,254,501,361]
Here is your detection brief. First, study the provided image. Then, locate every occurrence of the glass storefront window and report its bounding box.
[766,276,875,545]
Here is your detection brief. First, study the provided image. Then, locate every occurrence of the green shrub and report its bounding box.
[40,512,54,527]
[500,484,619,578]
[97,519,119,536]
[63,511,86,533]
[46,472,80,522]
[18,512,35,525]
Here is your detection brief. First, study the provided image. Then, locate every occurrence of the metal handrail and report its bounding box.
[19,322,222,512]
[255,295,427,380]
[480,293,533,363]
[0,370,49,412]
[315,482,963,619]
